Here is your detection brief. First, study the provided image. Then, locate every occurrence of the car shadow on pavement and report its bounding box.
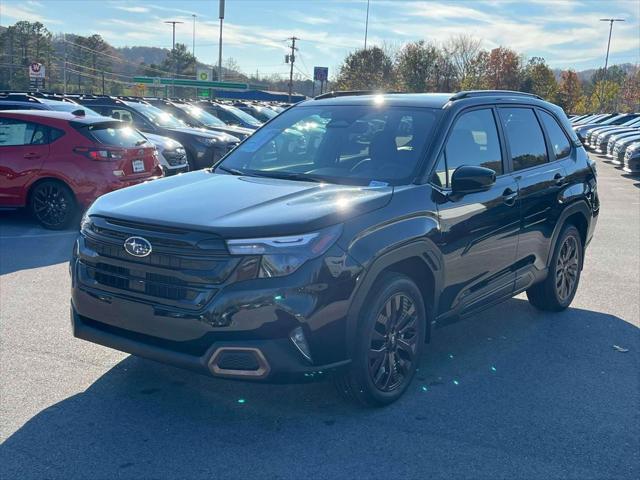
[1,299,638,479]
[0,211,77,275]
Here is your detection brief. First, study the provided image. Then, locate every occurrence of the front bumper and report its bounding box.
[70,225,361,382]
[71,306,349,382]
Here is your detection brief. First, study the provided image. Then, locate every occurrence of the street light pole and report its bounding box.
[164,20,183,97]
[192,14,196,56]
[364,0,370,50]
[218,0,225,83]
[599,18,625,111]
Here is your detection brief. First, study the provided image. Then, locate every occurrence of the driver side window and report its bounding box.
[432,108,503,188]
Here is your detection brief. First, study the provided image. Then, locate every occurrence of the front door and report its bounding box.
[432,107,520,317]
[0,118,50,207]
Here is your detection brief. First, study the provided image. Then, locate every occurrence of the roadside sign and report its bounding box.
[29,62,45,79]
[197,68,211,82]
[314,67,328,82]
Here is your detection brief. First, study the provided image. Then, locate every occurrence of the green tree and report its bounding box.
[395,41,440,92]
[335,46,395,90]
[161,43,196,77]
[459,50,490,90]
[0,21,53,89]
[521,57,557,101]
[590,80,620,112]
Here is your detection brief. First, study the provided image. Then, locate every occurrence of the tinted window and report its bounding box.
[500,108,548,171]
[539,110,571,159]
[432,109,502,188]
[219,105,440,186]
[0,118,48,146]
[87,123,148,147]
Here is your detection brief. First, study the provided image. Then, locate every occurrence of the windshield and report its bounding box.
[217,104,440,186]
[45,101,101,116]
[220,104,262,127]
[248,106,278,122]
[128,102,186,128]
[178,105,227,127]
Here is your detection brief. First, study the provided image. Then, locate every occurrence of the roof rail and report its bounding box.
[0,93,42,103]
[314,90,401,100]
[450,90,542,101]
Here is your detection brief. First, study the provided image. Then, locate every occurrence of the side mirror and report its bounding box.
[451,165,496,194]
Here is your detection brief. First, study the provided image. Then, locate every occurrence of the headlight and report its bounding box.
[226,224,343,278]
[195,136,218,146]
[80,213,92,234]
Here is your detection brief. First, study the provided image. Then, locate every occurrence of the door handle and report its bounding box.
[502,188,518,207]
[23,153,41,159]
[554,173,567,186]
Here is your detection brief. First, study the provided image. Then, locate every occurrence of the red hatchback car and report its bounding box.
[0,110,162,229]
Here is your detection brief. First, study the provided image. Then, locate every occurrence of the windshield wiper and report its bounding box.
[216,165,246,176]
[252,171,323,183]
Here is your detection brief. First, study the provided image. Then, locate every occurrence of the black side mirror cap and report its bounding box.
[451,165,496,194]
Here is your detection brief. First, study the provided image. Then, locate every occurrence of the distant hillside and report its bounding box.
[553,63,637,82]
[117,46,168,67]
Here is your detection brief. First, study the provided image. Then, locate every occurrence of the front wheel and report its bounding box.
[526,225,583,311]
[29,180,77,230]
[334,273,426,407]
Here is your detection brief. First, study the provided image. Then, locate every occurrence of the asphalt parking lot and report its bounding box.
[1,156,638,480]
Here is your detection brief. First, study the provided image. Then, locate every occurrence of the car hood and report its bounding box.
[88,171,393,237]
[165,126,240,143]
[142,132,183,150]
[205,124,253,139]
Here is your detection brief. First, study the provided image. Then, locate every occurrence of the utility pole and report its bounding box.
[218,0,225,83]
[364,0,370,50]
[63,33,67,94]
[599,18,625,111]
[165,20,183,97]
[101,71,105,95]
[192,14,196,56]
[287,36,298,103]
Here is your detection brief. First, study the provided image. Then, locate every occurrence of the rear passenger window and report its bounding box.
[0,118,48,146]
[431,108,503,188]
[539,110,571,159]
[500,108,548,171]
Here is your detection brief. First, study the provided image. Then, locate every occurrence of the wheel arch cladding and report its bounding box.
[346,242,442,355]
[548,200,590,268]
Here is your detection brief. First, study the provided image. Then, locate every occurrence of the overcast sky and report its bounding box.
[2,0,638,79]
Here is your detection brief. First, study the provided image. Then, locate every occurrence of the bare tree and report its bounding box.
[443,34,482,84]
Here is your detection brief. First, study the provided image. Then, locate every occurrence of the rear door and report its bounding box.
[432,107,521,317]
[0,117,50,207]
[498,107,571,289]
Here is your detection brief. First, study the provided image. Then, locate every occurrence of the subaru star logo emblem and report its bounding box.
[123,236,152,257]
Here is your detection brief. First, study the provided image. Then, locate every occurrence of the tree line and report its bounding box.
[1,21,637,112]
[334,35,638,114]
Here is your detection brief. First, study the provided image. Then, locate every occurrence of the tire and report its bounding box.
[334,272,427,407]
[29,180,77,230]
[526,225,583,311]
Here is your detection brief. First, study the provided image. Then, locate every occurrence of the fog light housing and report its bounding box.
[290,326,312,363]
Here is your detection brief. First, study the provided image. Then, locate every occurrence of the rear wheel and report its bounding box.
[526,225,583,311]
[29,180,77,230]
[334,273,426,407]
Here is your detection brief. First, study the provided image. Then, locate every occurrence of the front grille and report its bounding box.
[163,150,187,166]
[78,216,236,310]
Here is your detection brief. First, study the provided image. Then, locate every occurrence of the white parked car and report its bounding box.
[142,132,189,176]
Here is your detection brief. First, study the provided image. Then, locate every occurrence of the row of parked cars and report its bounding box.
[568,112,640,173]
[0,91,290,228]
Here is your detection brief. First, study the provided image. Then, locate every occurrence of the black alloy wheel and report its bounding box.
[334,272,426,407]
[30,181,76,230]
[368,293,419,392]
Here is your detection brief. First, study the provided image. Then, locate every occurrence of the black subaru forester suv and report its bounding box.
[71,91,599,406]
